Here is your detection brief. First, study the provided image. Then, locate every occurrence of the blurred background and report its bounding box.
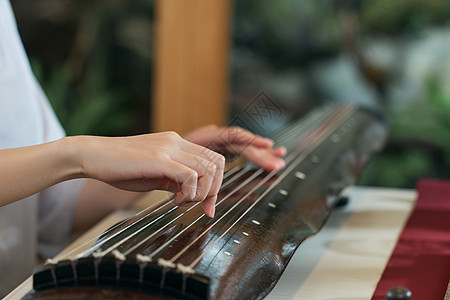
[10,0,450,188]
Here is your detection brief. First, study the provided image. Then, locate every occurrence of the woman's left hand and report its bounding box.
[183,125,286,172]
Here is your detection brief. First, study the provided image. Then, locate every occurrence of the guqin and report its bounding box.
[23,104,387,299]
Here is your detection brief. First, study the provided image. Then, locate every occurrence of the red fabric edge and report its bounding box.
[371,179,450,300]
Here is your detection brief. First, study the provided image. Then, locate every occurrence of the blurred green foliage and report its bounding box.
[233,1,342,67]
[14,0,155,136]
[361,77,450,187]
[231,0,450,188]
[361,0,450,35]
[31,61,133,136]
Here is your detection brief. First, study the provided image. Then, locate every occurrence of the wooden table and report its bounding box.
[6,186,416,299]
[267,186,416,300]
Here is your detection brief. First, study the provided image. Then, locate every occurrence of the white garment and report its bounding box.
[0,0,85,296]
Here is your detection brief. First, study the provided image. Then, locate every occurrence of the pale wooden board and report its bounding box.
[266,186,416,300]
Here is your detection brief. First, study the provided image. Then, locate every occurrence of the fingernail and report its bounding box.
[274,159,285,170]
[209,205,216,218]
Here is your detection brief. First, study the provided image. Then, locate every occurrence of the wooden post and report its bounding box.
[152,0,231,134]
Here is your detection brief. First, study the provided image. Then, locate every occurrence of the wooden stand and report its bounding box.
[152,0,231,134]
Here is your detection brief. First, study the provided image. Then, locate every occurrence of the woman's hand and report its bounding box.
[0,127,284,219]
[75,126,285,218]
[183,125,286,171]
[72,132,225,217]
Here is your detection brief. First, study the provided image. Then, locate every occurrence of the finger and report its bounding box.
[172,151,218,202]
[159,160,198,201]
[239,145,286,171]
[220,126,273,148]
[177,141,225,199]
[251,135,274,148]
[173,191,186,206]
[199,151,225,199]
[147,178,188,195]
[202,195,217,218]
[207,153,225,199]
[194,162,216,201]
[271,146,287,157]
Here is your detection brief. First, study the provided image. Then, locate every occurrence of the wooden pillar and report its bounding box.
[152,0,231,134]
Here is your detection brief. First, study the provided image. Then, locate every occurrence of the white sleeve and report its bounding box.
[38,179,86,258]
[33,79,87,258]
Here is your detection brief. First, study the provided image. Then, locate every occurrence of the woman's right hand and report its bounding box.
[70,132,225,217]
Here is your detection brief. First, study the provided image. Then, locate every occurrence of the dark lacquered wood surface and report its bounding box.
[24,104,387,300]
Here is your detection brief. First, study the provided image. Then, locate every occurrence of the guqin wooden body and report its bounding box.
[24,104,387,299]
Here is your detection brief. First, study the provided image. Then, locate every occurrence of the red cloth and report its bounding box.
[372,179,450,300]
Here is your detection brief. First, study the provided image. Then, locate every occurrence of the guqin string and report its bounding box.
[167,105,355,267]
[57,104,353,264]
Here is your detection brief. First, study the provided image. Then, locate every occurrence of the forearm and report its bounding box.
[0,135,141,231]
[0,137,82,207]
[0,131,235,224]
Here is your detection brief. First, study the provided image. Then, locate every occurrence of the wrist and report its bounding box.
[57,136,88,180]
